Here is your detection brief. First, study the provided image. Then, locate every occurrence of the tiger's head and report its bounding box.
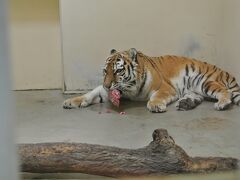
[103,48,142,97]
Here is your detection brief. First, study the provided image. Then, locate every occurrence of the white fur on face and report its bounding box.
[113,58,124,73]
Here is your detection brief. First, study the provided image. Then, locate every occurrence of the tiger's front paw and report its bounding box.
[147,101,167,113]
[63,96,89,109]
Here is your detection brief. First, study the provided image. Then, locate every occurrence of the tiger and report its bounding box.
[63,48,240,112]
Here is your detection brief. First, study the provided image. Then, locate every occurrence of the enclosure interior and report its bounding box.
[8,0,240,179]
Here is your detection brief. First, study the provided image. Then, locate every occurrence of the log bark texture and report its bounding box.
[19,129,239,177]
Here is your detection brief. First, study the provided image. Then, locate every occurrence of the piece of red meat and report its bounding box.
[109,89,121,107]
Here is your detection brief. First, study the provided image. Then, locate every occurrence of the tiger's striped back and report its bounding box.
[137,53,240,106]
[103,49,240,111]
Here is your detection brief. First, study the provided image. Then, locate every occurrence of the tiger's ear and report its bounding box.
[129,48,137,62]
[110,49,117,55]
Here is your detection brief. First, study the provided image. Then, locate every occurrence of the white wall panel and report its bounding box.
[60,0,224,92]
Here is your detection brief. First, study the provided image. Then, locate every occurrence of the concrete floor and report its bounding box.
[15,90,240,178]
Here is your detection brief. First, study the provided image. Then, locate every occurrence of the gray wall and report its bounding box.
[61,0,227,92]
[219,0,240,83]
[8,0,240,90]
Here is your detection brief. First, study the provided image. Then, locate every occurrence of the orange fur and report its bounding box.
[103,49,240,111]
[63,49,240,112]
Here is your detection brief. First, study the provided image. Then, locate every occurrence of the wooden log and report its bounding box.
[18,129,239,177]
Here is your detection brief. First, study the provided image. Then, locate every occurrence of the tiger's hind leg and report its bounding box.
[232,91,240,106]
[202,81,232,110]
[176,92,203,111]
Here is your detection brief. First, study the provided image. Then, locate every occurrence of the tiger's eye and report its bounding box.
[116,69,122,73]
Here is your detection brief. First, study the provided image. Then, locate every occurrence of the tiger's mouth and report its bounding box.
[118,89,123,95]
[111,87,122,95]
[104,85,123,95]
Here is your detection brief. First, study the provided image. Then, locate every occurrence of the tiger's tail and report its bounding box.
[227,76,240,105]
